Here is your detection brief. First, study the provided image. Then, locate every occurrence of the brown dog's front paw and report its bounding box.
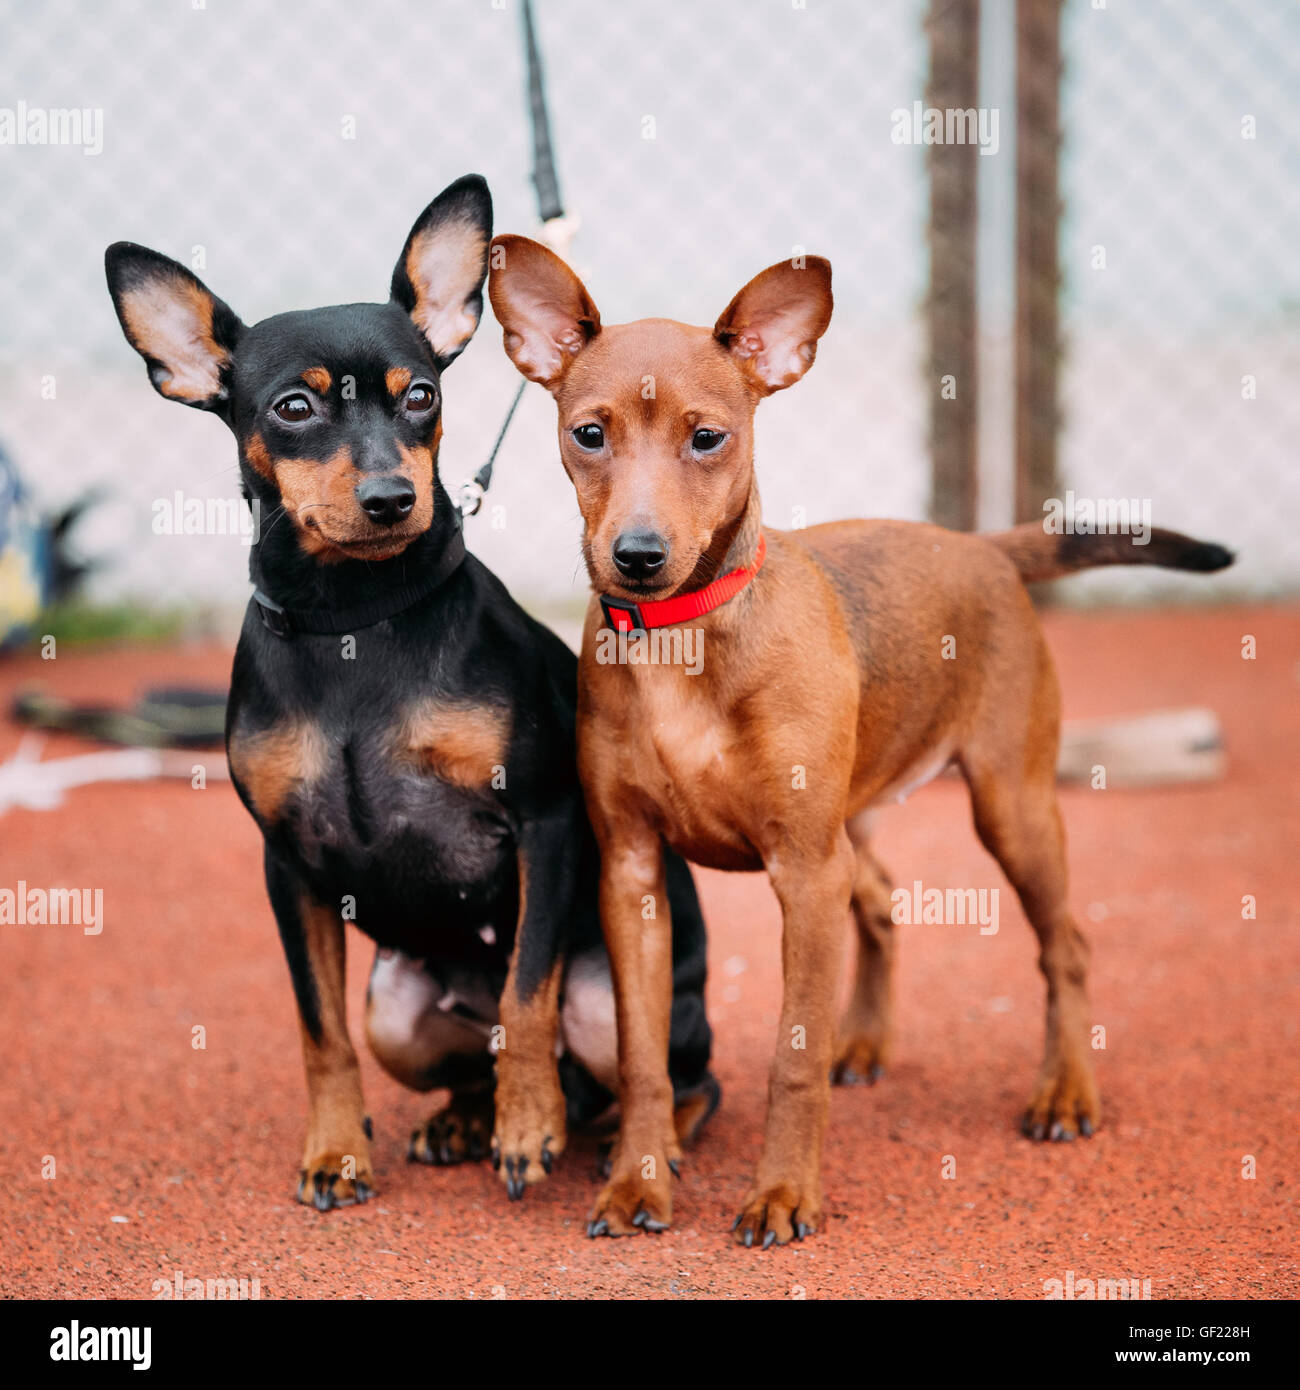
[491,1068,566,1200]
[732,1181,820,1249]
[296,1148,375,1212]
[830,1030,890,1086]
[1022,1059,1100,1142]
[587,1155,676,1237]
[410,1088,494,1166]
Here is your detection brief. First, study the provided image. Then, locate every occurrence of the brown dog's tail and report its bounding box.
[989,523,1235,584]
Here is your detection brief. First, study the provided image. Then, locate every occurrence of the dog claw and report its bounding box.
[541,1140,553,1175]
[1024,1096,1097,1143]
[587,1218,609,1238]
[762,1230,777,1250]
[795,1221,810,1241]
[668,1158,681,1179]
[833,1062,885,1086]
[743,1229,754,1248]
[362,1115,373,1140]
[502,1154,530,1200]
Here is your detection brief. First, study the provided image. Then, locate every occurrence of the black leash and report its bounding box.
[523,0,565,222]
[456,378,526,518]
[457,0,564,519]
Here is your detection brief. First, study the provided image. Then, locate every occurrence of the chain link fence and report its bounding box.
[1056,0,1300,602]
[0,0,1293,623]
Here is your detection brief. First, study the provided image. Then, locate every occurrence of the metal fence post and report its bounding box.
[926,0,981,533]
[1014,0,1063,525]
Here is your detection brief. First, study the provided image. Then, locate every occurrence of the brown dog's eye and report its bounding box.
[405,384,436,412]
[692,428,726,453]
[274,395,312,423]
[572,424,604,451]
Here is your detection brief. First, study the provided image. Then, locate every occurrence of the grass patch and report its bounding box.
[34,600,190,648]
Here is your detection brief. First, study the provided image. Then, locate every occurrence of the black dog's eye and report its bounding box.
[572,424,605,451]
[405,384,436,412]
[274,394,313,423]
[692,428,726,453]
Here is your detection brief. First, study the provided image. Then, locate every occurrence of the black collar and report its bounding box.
[251,526,467,638]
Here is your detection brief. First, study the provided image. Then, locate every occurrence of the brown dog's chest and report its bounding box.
[583,648,853,873]
[637,684,762,871]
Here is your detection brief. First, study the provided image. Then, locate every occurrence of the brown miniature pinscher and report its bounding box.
[488,236,1233,1248]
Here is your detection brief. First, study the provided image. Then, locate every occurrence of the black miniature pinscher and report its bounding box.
[105,175,718,1211]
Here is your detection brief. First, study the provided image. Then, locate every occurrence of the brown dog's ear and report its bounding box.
[392,174,493,369]
[105,244,244,413]
[713,256,833,395]
[487,234,601,392]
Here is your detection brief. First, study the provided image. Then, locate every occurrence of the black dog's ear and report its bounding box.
[391,173,492,370]
[105,244,244,414]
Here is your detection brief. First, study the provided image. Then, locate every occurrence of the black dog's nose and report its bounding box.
[612,529,668,581]
[356,475,416,526]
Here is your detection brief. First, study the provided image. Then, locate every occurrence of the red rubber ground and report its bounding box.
[1,604,1296,1299]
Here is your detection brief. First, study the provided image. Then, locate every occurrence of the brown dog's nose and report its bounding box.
[356,475,416,526]
[612,529,668,581]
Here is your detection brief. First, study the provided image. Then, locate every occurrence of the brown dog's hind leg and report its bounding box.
[962,731,1100,1143]
[832,813,897,1086]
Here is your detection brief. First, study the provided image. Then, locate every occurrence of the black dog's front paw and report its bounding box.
[409,1089,494,1166]
[296,1150,375,1212]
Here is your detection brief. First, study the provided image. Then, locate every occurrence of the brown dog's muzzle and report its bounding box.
[611,528,669,583]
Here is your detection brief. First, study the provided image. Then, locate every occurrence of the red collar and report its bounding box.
[600,534,766,632]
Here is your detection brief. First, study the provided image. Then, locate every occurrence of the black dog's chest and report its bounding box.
[228,660,517,945]
[280,725,507,866]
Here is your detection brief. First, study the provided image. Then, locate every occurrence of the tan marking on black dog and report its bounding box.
[274,446,362,555]
[397,436,437,487]
[400,700,510,789]
[386,366,412,397]
[296,895,373,1207]
[301,366,332,396]
[255,436,439,562]
[115,271,230,403]
[405,227,488,358]
[493,853,566,1191]
[243,432,275,481]
[228,719,330,822]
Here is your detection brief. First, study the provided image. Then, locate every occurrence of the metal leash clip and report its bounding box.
[456,478,486,518]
